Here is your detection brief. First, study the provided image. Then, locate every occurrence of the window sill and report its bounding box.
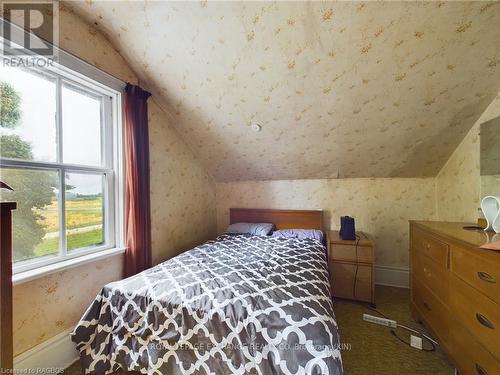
[12,247,126,286]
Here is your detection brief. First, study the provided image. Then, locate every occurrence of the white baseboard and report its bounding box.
[375,265,409,288]
[14,328,79,370]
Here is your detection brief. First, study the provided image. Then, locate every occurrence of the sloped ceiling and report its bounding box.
[66,1,500,181]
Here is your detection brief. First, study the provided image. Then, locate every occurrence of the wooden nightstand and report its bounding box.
[328,230,375,305]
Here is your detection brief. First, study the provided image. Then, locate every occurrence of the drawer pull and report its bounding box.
[476,313,495,330]
[477,271,496,284]
[426,243,431,249]
[423,302,431,311]
[475,363,488,375]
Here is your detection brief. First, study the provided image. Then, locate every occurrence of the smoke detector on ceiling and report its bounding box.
[251,123,262,132]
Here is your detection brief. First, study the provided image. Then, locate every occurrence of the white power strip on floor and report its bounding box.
[363,311,439,352]
[362,313,397,328]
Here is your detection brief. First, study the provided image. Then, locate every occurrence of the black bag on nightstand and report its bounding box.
[339,216,356,240]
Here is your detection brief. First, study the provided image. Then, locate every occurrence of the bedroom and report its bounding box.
[0,1,499,374]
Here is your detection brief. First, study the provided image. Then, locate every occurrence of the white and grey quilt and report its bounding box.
[71,234,343,375]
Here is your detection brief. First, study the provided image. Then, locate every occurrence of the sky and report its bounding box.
[0,65,104,195]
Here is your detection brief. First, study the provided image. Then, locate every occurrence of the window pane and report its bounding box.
[62,83,103,166]
[0,168,60,262]
[65,173,104,252]
[0,67,57,162]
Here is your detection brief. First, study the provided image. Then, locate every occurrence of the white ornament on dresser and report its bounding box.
[480,196,500,233]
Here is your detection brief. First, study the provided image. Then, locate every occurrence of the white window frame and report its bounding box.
[0,24,125,281]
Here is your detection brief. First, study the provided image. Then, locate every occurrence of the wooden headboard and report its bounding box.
[229,208,324,232]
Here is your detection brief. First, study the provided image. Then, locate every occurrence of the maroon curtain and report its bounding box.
[124,83,152,277]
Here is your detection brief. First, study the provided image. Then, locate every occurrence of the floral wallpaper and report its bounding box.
[436,92,500,222]
[481,175,500,198]
[216,178,437,269]
[66,1,500,181]
[13,256,123,356]
[149,100,217,265]
[12,5,217,357]
[480,116,500,176]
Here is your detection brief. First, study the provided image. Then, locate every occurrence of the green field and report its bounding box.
[35,229,104,255]
[34,197,104,256]
[38,197,103,232]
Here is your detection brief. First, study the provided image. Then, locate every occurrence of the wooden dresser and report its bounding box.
[410,221,500,375]
[328,230,375,304]
[1,202,16,371]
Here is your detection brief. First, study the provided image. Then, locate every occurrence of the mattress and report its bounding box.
[71,234,343,375]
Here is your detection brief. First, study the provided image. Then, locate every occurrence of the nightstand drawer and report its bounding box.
[412,226,449,268]
[330,244,373,263]
[330,261,373,303]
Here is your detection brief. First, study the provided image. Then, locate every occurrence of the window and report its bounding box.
[0,62,123,275]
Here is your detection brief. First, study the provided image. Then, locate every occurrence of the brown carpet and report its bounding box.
[65,286,454,374]
[335,286,454,374]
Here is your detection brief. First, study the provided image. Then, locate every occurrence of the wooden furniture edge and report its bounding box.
[410,221,487,252]
[409,222,414,315]
[371,237,375,305]
[1,202,16,371]
[329,230,372,246]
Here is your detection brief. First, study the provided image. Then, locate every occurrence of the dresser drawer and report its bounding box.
[412,250,449,304]
[450,318,500,375]
[412,226,449,268]
[412,279,449,339]
[450,275,500,359]
[330,244,373,263]
[451,245,500,304]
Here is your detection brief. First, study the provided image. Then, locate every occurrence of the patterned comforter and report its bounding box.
[71,234,343,375]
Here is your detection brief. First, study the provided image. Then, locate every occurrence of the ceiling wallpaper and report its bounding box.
[66,1,500,181]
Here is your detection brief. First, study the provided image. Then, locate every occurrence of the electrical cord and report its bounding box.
[365,306,437,352]
[352,234,361,298]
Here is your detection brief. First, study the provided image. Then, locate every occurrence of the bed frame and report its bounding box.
[229,208,326,232]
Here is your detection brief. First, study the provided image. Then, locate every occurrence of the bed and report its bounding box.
[71,208,343,375]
